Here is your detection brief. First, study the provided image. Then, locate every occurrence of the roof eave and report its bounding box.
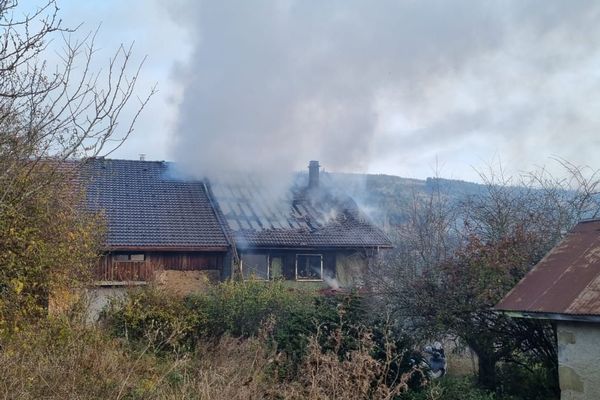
[237,244,393,251]
[105,245,229,252]
[495,309,600,323]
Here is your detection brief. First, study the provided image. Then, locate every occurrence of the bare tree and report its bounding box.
[0,0,154,330]
[367,160,600,393]
[0,0,155,208]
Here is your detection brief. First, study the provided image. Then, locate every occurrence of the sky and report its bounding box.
[51,0,600,182]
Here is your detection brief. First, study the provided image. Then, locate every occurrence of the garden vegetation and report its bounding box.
[2,1,600,399]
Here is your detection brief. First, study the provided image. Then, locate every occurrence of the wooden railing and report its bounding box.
[95,261,154,282]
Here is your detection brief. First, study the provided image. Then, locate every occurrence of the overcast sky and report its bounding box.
[56,0,600,182]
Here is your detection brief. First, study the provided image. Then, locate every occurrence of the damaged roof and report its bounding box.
[211,178,392,249]
[82,158,392,251]
[82,158,229,250]
[496,219,600,317]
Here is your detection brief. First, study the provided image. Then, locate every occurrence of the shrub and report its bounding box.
[401,377,500,400]
[185,279,313,338]
[279,331,416,399]
[101,282,420,389]
[102,281,317,356]
[495,362,559,400]
[101,287,199,353]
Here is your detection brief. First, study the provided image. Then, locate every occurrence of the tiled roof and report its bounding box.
[82,158,392,251]
[496,219,600,317]
[82,158,229,250]
[211,178,392,249]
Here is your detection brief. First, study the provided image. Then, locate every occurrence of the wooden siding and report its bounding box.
[95,252,224,282]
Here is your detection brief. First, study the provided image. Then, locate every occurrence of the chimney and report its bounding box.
[139,153,146,161]
[308,160,320,189]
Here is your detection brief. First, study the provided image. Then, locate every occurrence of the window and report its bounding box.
[241,253,269,280]
[296,254,323,281]
[114,254,145,262]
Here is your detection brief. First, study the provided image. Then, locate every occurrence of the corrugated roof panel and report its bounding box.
[497,219,600,316]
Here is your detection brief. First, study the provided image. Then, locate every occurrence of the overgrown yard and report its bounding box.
[0,281,546,400]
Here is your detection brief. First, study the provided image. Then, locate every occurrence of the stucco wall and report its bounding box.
[557,322,600,400]
[335,251,368,288]
[84,270,220,322]
[86,286,129,323]
[155,269,220,295]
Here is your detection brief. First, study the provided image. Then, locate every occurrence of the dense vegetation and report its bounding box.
[2,1,600,399]
[1,282,507,399]
[0,0,151,334]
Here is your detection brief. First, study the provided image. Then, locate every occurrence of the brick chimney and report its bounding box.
[308,160,320,189]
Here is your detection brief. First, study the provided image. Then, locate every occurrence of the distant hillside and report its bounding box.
[321,172,486,229]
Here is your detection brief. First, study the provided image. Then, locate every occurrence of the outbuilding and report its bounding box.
[496,219,600,400]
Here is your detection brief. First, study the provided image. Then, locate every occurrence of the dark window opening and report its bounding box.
[114,253,145,262]
[296,254,323,281]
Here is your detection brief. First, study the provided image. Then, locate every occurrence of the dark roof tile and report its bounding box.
[82,158,229,249]
[82,159,392,251]
[211,180,392,249]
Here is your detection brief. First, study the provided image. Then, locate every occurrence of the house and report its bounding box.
[496,219,600,400]
[82,158,392,294]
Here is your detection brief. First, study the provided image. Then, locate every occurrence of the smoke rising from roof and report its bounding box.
[166,1,600,182]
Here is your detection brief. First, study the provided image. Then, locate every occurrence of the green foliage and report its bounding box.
[185,279,313,338]
[101,282,418,387]
[496,362,559,400]
[102,287,199,353]
[0,166,103,334]
[401,377,501,400]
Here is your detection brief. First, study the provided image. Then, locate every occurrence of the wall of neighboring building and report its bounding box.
[557,321,600,400]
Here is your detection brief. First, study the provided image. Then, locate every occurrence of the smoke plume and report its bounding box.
[166,1,600,182]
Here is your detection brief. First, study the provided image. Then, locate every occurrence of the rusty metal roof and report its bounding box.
[496,219,600,316]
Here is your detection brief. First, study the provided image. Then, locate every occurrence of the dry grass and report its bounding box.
[0,318,415,400]
[280,334,413,400]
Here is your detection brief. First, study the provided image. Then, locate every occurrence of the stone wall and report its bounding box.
[557,321,600,400]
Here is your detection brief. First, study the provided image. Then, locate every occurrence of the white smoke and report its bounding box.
[164,0,600,182]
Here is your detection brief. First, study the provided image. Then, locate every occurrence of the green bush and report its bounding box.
[185,279,312,338]
[496,362,559,400]
[102,281,317,355]
[101,282,418,385]
[101,287,199,353]
[401,377,500,400]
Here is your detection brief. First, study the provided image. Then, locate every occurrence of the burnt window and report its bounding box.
[241,253,269,280]
[114,254,145,262]
[296,254,323,281]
